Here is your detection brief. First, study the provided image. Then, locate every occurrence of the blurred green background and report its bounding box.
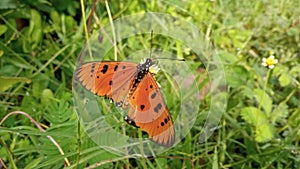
[0,0,299,168]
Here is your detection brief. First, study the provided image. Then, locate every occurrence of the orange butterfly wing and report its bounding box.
[76,60,175,147]
[126,73,175,147]
[76,61,137,106]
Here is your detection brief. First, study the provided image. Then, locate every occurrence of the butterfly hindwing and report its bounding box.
[128,73,175,147]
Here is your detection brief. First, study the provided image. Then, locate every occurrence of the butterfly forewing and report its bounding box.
[128,73,175,147]
[76,61,137,104]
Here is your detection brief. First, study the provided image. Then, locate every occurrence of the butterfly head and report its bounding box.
[140,58,160,74]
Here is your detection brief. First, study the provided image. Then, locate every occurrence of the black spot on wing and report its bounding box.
[151,92,157,99]
[114,65,118,71]
[101,64,108,74]
[140,104,145,110]
[90,63,96,73]
[164,118,168,124]
[154,103,162,113]
[109,80,113,86]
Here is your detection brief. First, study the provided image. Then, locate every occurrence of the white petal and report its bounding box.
[274,59,278,64]
[269,55,275,59]
[262,58,267,62]
[262,63,267,66]
[269,65,274,69]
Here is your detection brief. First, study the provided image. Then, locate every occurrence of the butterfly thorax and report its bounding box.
[129,58,154,94]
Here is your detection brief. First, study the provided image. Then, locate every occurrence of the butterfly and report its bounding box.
[75,58,175,147]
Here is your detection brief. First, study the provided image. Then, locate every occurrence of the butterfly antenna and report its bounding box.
[158,57,185,61]
[149,30,153,59]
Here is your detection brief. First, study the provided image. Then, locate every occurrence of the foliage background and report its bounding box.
[0,0,299,168]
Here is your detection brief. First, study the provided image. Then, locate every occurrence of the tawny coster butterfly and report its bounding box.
[76,57,175,147]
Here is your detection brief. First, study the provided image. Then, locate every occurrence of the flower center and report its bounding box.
[266,58,275,66]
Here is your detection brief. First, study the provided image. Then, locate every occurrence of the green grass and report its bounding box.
[1,0,300,168]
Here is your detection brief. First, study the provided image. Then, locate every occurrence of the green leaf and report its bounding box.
[226,65,249,87]
[29,9,42,49]
[6,147,18,169]
[50,10,61,30]
[31,74,49,98]
[218,50,238,64]
[24,157,44,169]
[271,102,289,124]
[241,107,274,142]
[212,146,219,169]
[65,15,76,33]
[22,27,31,53]
[45,101,73,124]
[289,109,300,127]
[241,86,256,99]
[255,123,274,142]
[278,73,291,87]
[0,50,3,57]
[0,76,31,91]
[241,107,267,125]
[41,89,54,104]
[0,24,8,36]
[22,9,43,52]
[254,88,272,115]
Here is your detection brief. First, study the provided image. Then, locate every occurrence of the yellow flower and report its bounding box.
[262,55,278,69]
